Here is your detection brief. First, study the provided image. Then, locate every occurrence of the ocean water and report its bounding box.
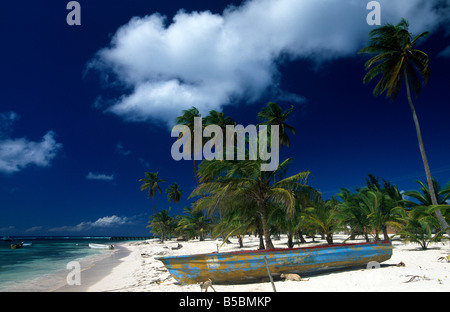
[0,237,121,292]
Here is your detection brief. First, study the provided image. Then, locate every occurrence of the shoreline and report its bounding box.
[64,234,450,292]
[52,243,131,292]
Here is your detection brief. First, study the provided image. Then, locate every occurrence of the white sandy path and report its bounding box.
[86,235,450,292]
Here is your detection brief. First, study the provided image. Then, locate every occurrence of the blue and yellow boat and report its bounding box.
[157,241,393,284]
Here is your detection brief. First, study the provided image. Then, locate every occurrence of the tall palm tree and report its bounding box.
[166,182,183,215]
[359,19,450,235]
[257,102,296,148]
[139,172,165,241]
[204,110,235,130]
[139,172,165,215]
[175,107,203,185]
[204,110,236,162]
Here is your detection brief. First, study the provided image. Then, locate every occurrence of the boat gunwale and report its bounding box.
[156,240,392,261]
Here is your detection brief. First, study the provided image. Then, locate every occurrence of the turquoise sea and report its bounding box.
[0,236,128,292]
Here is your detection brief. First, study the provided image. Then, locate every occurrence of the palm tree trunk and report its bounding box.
[404,68,450,236]
[287,233,293,248]
[151,196,158,215]
[152,196,164,242]
[260,202,275,249]
[382,225,389,241]
[297,230,306,244]
[193,159,200,186]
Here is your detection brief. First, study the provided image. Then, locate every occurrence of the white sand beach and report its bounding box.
[69,235,450,292]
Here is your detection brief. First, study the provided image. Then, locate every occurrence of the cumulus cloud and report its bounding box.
[86,172,115,181]
[0,112,62,174]
[50,215,133,232]
[89,0,448,127]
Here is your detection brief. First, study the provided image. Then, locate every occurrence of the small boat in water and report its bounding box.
[157,241,393,284]
[89,243,114,250]
[22,242,32,247]
[11,243,23,249]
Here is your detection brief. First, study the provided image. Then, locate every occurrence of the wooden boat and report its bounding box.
[156,241,393,284]
[89,243,114,250]
[11,243,23,249]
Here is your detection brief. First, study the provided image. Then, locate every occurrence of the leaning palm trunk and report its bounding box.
[404,68,450,236]
[152,197,165,242]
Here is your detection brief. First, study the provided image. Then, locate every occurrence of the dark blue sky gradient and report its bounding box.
[1,0,449,236]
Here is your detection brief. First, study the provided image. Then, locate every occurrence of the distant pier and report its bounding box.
[110,236,152,241]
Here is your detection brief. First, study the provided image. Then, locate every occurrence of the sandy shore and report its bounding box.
[65,235,449,292]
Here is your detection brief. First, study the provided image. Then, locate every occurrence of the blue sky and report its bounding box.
[1,0,449,236]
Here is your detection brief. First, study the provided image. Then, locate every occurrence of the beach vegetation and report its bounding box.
[191,157,312,249]
[139,171,166,241]
[147,209,177,242]
[257,102,295,148]
[176,206,213,241]
[396,205,449,249]
[175,107,203,186]
[143,98,448,250]
[304,196,341,244]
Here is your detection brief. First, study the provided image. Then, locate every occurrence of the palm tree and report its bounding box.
[147,209,175,242]
[177,206,213,241]
[166,182,183,215]
[359,19,450,235]
[139,172,165,240]
[337,188,372,242]
[204,110,236,162]
[175,107,203,185]
[257,102,296,148]
[306,196,342,244]
[191,158,312,249]
[204,110,235,130]
[403,179,450,207]
[213,201,257,248]
[139,172,165,214]
[397,205,449,250]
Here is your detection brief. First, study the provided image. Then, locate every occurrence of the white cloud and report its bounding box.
[0,131,62,174]
[86,172,115,181]
[89,0,448,127]
[50,215,133,232]
[25,226,44,233]
[91,215,130,227]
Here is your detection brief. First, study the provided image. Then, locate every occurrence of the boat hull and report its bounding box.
[157,241,393,284]
[89,243,114,249]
